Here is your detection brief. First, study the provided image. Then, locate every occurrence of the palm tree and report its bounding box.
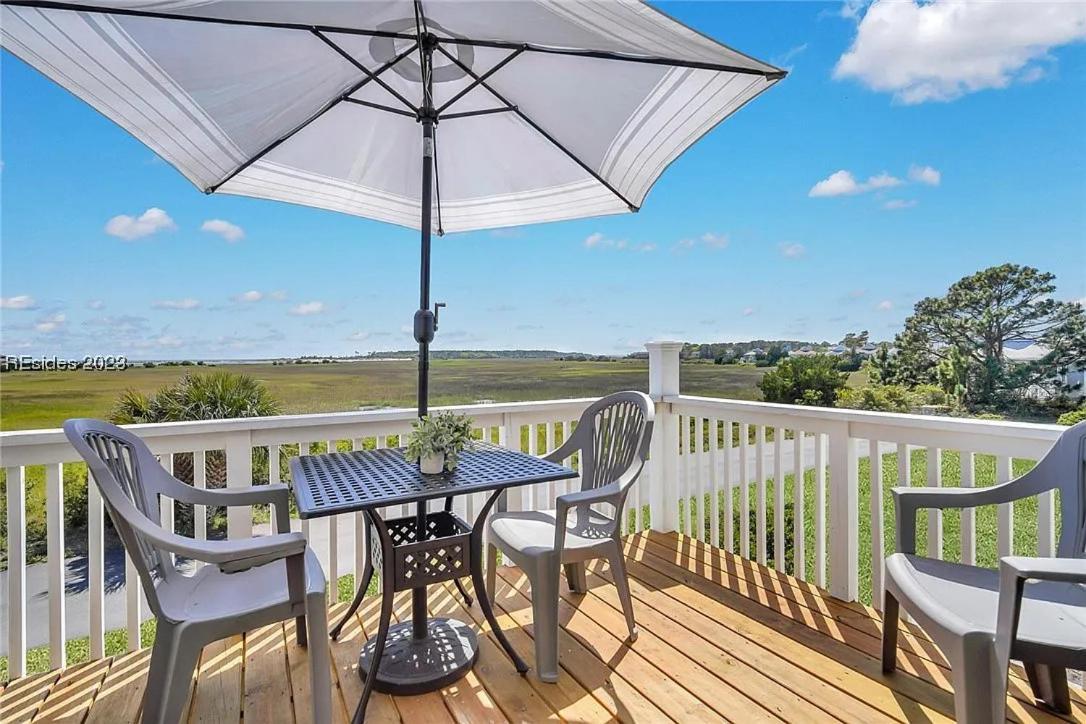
[110,372,281,533]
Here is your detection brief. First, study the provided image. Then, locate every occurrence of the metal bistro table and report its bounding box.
[290,441,576,721]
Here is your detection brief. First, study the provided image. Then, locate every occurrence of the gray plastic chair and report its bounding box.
[883,420,1086,723]
[486,391,654,682]
[64,419,331,724]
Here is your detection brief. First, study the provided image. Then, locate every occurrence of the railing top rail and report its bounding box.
[0,397,598,448]
[667,394,1064,442]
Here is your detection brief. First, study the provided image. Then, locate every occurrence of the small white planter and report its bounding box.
[420,452,445,475]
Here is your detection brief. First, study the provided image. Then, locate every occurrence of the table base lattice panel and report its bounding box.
[372,511,472,591]
[291,442,576,518]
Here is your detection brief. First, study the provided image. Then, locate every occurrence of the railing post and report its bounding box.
[828,422,858,601]
[225,430,254,539]
[6,466,27,678]
[647,341,682,533]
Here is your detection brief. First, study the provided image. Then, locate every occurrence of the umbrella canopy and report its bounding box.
[1,0,783,234]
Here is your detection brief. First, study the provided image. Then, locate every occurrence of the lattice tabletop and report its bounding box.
[290,442,577,519]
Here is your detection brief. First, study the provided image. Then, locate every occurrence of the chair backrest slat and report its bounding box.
[574,392,654,494]
[64,418,182,617]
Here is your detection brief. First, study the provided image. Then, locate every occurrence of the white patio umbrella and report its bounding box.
[2,0,784,703]
[1,0,784,416]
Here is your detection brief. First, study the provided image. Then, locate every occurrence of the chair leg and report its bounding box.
[1024,662,1072,715]
[881,591,899,673]
[295,615,308,648]
[530,559,562,684]
[606,547,638,641]
[141,621,201,724]
[564,562,587,593]
[950,637,1000,724]
[306,592,333,724]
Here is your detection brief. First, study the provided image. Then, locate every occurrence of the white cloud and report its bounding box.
[876,300,894,311]
[1,294,36,310]
[584,232,606,248]
[35,312,66,333]
[235,290,264,303]
[86,299,105,310]
[105,207,176,240]
[779,242,806,258]
[908,164,941,186]
[290,301,325,316]
[152,298,201,310]
[809,169,902,197]
[634,243,657,253]
[742,307,757,317]
[882,199,918,211]
[201,219,245,243]
[675,238,696,251]
[771,43,808,72]
[700,232,730,249]
[269,290,288,301]
[834,1,1086,104]
[346,331,370,342]
[848,289,867,299]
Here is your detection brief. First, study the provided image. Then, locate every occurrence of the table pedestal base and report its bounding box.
[358,618,478,695]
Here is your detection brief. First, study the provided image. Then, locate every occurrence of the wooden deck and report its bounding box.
[4,531,1085,723]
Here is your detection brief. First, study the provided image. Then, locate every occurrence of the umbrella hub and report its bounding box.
[369,20,473,84]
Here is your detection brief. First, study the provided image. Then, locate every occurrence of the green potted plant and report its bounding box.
[405,411,475,474]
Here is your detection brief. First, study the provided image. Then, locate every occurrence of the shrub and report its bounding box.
[1058,407,1086,426]
[759,355,847,407]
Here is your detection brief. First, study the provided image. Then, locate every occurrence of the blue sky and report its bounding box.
[2,1,1084,359]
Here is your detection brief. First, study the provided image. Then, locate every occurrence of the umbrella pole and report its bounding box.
[412,34,437,642]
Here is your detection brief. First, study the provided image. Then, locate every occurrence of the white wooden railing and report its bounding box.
[0,340,1068,681]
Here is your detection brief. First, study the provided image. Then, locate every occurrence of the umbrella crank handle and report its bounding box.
[434,302,446,332]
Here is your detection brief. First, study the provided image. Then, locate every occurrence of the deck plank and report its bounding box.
[2,671,59,724]
[33,657,111,724]
[243,624,294,724]
[85,648,151,724]
[188,636,243,724]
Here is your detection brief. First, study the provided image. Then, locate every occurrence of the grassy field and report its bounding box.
[0,359,767,431]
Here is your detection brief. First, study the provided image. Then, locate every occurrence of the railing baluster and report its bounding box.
[6,465,27,678]
[194,450,207,551]
[46,462,66,668]
[88,474,105,659]
[997,456,1014,557]
[960,452,976,565]
[709,417,721,548]
[869,439,884,609]
[897,443,910,486]
[225,431,254,539]
[723,420,734,553]
[529,423,544,512]
[739,422,750,558]
[828,427,858,601]
[125,550,141,651]
[680,415,691,535]
[545,421,557,510]
[814,433,826,589]
[299,442,311,541]
[773,427,785,573]
[160,454,175,538]
[793,430,805,580]
[696,417,706,542]
[756,425,767,565]
[926,447,942,559]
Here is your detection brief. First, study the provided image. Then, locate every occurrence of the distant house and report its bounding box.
[789,346,819,357]
[1003,343,1085,400]
[741,348,764,363]
[858,343,879,358]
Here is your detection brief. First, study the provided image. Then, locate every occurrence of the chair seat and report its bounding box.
[159,548,325,622]
[489,508,615,558]
[886,553,1086,657]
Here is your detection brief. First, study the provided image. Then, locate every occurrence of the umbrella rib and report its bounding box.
[205,41,418,193]
[311,30,419,113]
[343,98,417,119]
[440,107,516,121]
[0,0,418,40]
[435,47,524,116]
[432,125,444,235]
[439,36,786,79]
[0,0,785,79]
[435,44,639,213]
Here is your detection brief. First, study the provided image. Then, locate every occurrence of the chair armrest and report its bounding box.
[994,557,1086,677]
[892,483,1033,554]
[542,434,581,465]
[163,482,293,534]
[553,482,622,554]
